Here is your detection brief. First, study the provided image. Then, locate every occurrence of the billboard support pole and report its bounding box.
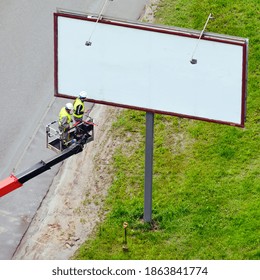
[144,112,154,223]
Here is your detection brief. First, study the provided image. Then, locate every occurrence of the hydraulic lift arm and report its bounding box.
[0,142,83,198]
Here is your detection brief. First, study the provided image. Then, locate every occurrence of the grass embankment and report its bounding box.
[74,0,260,259]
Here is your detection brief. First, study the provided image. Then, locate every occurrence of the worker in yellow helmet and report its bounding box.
[73,91,88,122]
[58,102,74,145]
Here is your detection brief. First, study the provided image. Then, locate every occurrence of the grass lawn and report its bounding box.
[74,0,260,260]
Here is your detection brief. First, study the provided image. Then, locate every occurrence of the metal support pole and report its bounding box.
[144,112,154,222]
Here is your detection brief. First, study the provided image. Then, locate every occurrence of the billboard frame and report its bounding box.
[54,11,248,127]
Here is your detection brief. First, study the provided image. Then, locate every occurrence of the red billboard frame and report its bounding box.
[54,12,248,127]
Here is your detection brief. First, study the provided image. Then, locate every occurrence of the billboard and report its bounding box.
[54,12,248,127]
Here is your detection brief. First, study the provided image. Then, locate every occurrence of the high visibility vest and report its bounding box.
[73,98,85,119]
[59,107,72,126]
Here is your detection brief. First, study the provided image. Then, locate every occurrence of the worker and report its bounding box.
[73,91,88,122]
[58,102,74,145]
[73,91,92,138]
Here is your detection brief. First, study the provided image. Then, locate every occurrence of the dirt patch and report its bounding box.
[13,105,122,259]
[142,0,160,22]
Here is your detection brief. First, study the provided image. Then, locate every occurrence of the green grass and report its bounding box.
[74,0,260,260]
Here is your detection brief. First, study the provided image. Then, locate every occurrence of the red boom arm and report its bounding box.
[0,174,23,197]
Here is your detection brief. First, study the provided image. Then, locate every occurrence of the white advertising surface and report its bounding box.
[54,12,248,127]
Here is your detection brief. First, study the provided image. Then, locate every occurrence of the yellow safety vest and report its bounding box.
[73,98,85,119]
[59,107,72,126]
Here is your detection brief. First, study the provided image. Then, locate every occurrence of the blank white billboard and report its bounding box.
[54,12,248,127]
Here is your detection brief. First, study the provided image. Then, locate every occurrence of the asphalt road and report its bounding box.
[0,0,149,259]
